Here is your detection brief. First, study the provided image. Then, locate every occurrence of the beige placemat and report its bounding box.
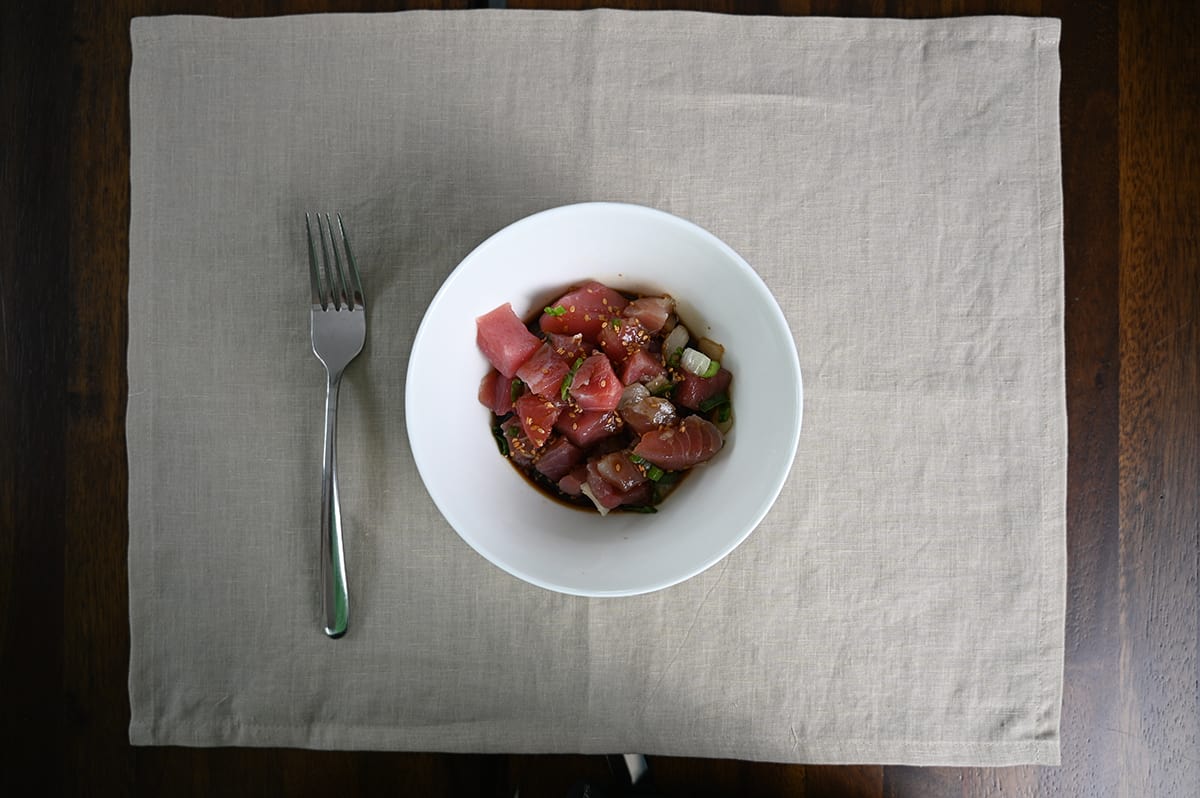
[127,10,1065,765]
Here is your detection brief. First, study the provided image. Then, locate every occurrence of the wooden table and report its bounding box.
[3,0,1195,795]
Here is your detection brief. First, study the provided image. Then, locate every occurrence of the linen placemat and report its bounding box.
[128,10,1065,765]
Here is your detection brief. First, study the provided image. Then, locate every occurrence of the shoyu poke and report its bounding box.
[476,281,733,515]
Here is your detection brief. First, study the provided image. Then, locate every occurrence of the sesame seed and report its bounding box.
[526,417,533,424]
[615,463,622,472]
[572,423,578,430]
[600,379,607,387]
[569,305,576,313]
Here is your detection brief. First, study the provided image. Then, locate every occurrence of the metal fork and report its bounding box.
[306,212,366,639]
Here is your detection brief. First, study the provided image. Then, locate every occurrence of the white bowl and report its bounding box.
[406,203,802,597]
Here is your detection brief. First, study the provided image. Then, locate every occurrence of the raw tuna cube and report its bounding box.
[546,332,591,364]
[594,451,649,492]
[554,408,623,448]
[619,395,678,435]
[478,368,518,416]
[673,367,732,411]
[620,349,666,385]
[539,281,629,341]
[516,343,570,400]
[568,353,623,412]
[597,317,650,363]
[584,461,653,510]
[621,296,675,333]
[557,465,589,496]
[500,416,535,468]
[476,303,542,378]
[535,436,584,482]
[633,416,724,470]
[515,394,561,449]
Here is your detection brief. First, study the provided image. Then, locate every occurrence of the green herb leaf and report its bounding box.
[698,392,730,412]
[560,357,586,402]
[491,425,509,456]
[544,305,567,317]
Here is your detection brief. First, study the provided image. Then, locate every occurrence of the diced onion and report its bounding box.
[662,324,689,364]
[697,337,725,362]
[679,347,714,377]
[580,482,609,516]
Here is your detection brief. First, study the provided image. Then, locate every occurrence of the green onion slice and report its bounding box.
[717,405,732,423]
[629,453,646,465]
[646,465,665,482]
[510,378,525,402]
[544,305,567,317]
[701,359,721,378]
[561,357,585,402]
[698,392,730,412]
[491,425,509,456]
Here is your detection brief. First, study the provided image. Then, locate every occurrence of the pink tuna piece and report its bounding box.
[621,296,675,333]
[539,282,629,341]
[557,465,589,496]
[619,395,678,435]
[620,349,666,386]
[546,332,591,365]
[597,317,650,363]
[554,408,623,448]
[535,436,585,482]
[584,461,653,510]
[632,416,724,470]
[476,303,542,378]
[593,451,649,492]
[515,393,561,449]
[673,367,732,411]
[478,368,519,416]
[568,353,624,412]
[516,343,570,400]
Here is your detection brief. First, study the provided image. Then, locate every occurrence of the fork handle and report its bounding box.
[320,369,350,638]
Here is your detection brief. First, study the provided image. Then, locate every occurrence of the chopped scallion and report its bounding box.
[629,453,645,465]
[701,359,721,378]
[650,381,675,397]
[544,305,567,316]
[510,378,525,402]
[717,405,732,423]
[561,357,585,401]
[646,465,665,482]
[491,425,509,456]
[698,392,730,412]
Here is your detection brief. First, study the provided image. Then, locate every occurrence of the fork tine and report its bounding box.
[336,213,365,310]
[325,213,352,312]
[316,213,342,310]
[305,213,327,310]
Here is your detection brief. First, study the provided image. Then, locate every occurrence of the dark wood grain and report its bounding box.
[2,0,1196,795]
[1117,1,1200,796]
[0,1,71,794]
